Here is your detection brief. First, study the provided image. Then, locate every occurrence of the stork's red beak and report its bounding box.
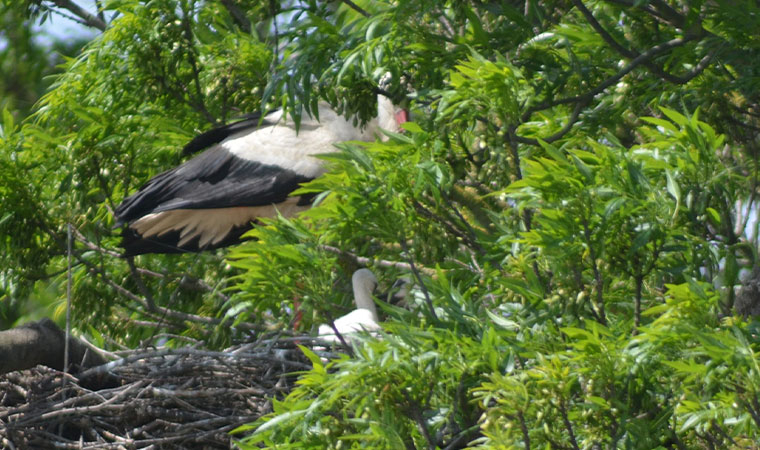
[395,109,409,126]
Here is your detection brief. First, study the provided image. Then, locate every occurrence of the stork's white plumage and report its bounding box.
[317,268,380,344]
[115,96,402,255]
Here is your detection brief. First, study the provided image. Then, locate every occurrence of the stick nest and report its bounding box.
[0,335,323,449]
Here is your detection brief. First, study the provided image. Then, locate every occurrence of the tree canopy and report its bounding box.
[3,0,760,448]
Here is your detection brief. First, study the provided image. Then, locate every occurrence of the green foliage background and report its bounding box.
[3,0,760,448]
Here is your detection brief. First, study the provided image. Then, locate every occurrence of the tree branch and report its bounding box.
[558,400,580,450]
[602,0,685,29]
[126,257,157,311]
[522,36,698,122]
[747,395,760,427]
[403,391,436,450]
[412,199,483,255]
[180,5,214,124]
[581,215,607,325]
[340,0,370,17]
[219,0,251,33]
[61,241,258,332]
[50,0,107,31]
[42,225,242,335]
[399,237,438,321]
[514,99,587,145]
[93,0,105,23]
[643,0,688,29]
[573,0,712,85]
[518,411,531,450]
[710,419,738,447]
[318,244,436,275]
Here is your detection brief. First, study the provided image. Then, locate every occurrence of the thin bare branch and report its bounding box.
[75,251,255,332]
[518,411,531,450]
[522,36,698,121]
[126,257,157,311]
[319,244,437,275]
[573,0,711,85]
[93,0,105,22]
[340,0,370,17]
[399,237,438,321]
[602,0,684,28]
[219,0,251,33]
[50,0,107,31]
[558,400,580,450]
[180,5,214,124]
[403,391,436,450]
[645,0,688,29]
[1,335,316,447]
[514,99,587,145]
[412,199,482,252]
[72,228,121,258]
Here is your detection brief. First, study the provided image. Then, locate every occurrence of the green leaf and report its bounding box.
[663,360,707,374]
[665,170,680,202]
[603,197,626,219]
[659,106,689,127]
[299,344,324,370]
[561,327,591,339]
[538,139,568,165]
[0,108,14,138]
[571,154,593,182]
[705,207,721,226]
[640,116,679,133]
[247,402,318,435]
[0,212,12,227]
[587,396,610,409]
[486,310,519,330]
[401,121,423,133]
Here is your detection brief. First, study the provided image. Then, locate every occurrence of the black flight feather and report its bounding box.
[120,223,252,255]
[115,146,312,224]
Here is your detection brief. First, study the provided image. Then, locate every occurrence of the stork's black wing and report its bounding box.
[114,145,312,223]
[114,111,317,255]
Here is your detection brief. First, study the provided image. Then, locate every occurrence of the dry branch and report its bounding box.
[0,334,330,449]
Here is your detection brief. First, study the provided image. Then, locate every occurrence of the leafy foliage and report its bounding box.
[3,0,760,448]
[1,0,270,337]
[233,108,759,448]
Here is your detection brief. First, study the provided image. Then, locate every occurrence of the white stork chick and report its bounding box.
[317,268,380,344]
[115,95,403,255]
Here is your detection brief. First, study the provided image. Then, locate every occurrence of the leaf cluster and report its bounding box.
[3,0,760,448]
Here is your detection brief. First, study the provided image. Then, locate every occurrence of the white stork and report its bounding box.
[317,268,380,344]
[114,94,404,255]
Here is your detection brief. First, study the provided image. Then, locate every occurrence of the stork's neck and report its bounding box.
[376,94,400,134]
[352,269,379,321]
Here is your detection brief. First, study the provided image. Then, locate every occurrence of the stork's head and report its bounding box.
[377,72,410,134]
